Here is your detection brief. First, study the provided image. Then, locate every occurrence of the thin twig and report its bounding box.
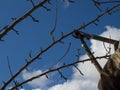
[42,5,51,11]
[12,28,19,35]
[10,55,110,90]
[0,0,49,40]
[27,0,35,7]
[76,48,81,59]
[7,56,19,90]
[92,0,102,12]
[103,42,111,55]
[50,0,58,42]
[73,64,84,76]
[51,42,71,67]
[29,15,39,22]
[68,0,75,3]
[57,69,67,81]
[99,0,120,4]
[1,4,120,89]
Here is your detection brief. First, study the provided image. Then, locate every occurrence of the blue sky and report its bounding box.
[0,0,120,90]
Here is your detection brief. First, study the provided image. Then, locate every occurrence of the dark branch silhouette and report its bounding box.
[10,55,110,90]
[0,0,120,90]
[0,0,49,40]
[1,4,120,89]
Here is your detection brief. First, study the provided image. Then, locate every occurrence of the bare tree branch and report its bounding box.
[73,64,84,76]
[1,3,120,90]
[10,55,110,90]
[80,37,103,74]
[0,0,49,40]
[57,69,67,81]
[51,42,71,67]
[7,56,19,90]
[29,15,39,22]
[50,0,58,42]
[27,0,35,7]
[12,28,19,35]
[98,0,120,4]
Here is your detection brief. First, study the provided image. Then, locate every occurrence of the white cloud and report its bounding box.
[62,0,71,7]
[32,89,42,90]
[8,87,26,90]
[22,26,120,90]
[48,26,120,90]
[48,79,97,90]
[22,70,49,89]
